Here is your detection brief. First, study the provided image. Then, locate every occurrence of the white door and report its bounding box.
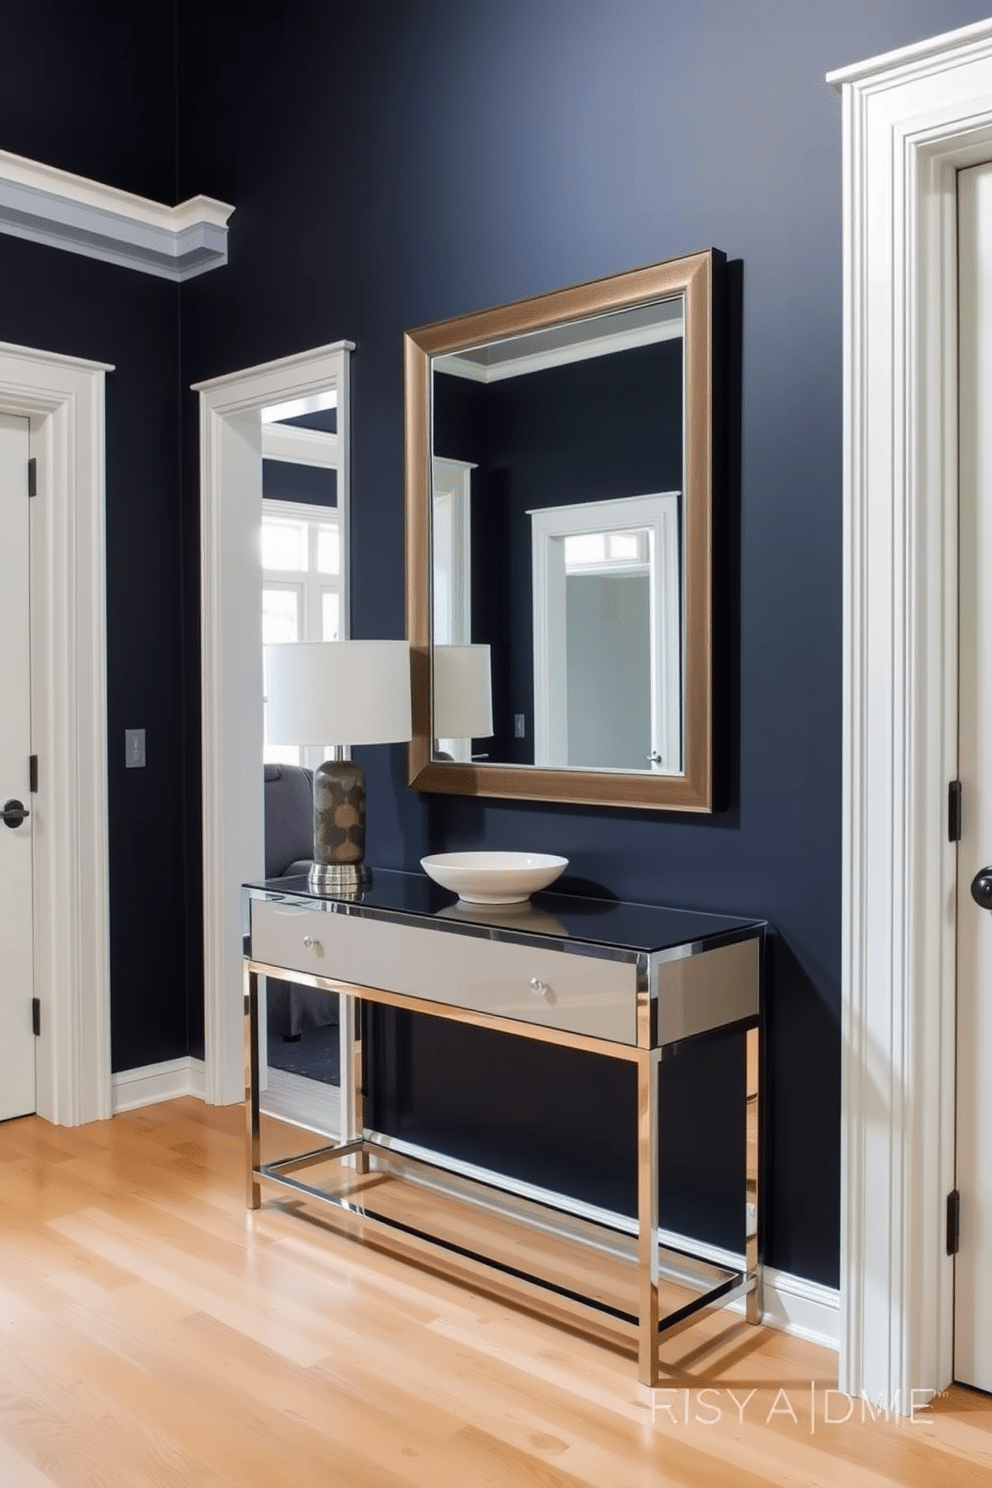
[0,413,36,1121]
[530,493,681,773]
[955,160,992,1391]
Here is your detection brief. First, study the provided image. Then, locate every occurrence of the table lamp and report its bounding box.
[265,640,411,892]
[432,643,493,755]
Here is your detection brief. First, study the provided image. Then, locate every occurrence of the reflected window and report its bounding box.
[262,586,300,644]
[564,529,649,571]
[262,517,307,571]
[317,524,340,575]
[262,500,340,765]
[322,591,340,641]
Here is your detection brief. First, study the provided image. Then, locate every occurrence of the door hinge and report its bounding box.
[946,1189,961,1256]
[27,457,36,498]
[31,998,41,1037]
[948,780,962,842]
[29,755,38,794]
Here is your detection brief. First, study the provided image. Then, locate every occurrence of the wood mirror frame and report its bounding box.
[405,248,724,811]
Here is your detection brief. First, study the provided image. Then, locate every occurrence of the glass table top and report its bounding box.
[244,868,764,956]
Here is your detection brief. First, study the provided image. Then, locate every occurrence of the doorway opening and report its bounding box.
[194,341,353,1117]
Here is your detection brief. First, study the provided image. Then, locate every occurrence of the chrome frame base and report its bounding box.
[244,956,762,1389]
[254,1140,758,1337]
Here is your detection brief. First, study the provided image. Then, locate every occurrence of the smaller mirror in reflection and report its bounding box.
[430,295,684,775]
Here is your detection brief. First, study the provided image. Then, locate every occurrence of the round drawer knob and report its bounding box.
[529,977,548,997]
[302,935,321,950]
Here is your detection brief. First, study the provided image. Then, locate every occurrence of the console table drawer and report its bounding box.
[251,899,637,1044]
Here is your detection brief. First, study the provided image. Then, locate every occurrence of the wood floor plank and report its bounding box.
[0,1101,988,1487]
[0,1435,60,1488]
[46,1210,336,1370]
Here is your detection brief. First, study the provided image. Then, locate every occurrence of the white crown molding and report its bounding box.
[827,16,992,88]
[831,18,992,1410]
[0,148,234,281]
[192,341,355,398]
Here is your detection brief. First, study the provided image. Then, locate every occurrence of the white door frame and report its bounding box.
[194,342,353,1107]
[431,455,474,760]
[829,18,992,1406]
[0,340,112,1126]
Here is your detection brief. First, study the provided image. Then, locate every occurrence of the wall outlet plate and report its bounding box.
[125,728,146,768]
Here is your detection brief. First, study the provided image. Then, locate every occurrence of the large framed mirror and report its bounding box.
[405,248,724,811]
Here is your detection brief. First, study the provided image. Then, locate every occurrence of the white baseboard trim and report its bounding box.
[653,1224,839,1351]
[749,1266,840,1352]
[111,1057,206,1113]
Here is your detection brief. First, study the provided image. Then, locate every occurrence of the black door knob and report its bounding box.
[971,867,992,911]
[1,798,30,829]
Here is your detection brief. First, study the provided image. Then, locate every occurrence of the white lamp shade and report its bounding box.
[433,644,493,738]
[266,640,412,746]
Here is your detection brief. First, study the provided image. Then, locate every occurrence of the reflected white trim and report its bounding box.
[261,423,340,468]
[440,307,683,384]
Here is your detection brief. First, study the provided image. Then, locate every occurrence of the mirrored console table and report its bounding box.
[242,870,765,1388]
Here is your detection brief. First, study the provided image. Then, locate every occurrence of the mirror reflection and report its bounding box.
[406,249,722,813]
[430,297,684,775]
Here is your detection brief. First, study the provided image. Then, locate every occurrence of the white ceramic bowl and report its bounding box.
[420,850,568,904]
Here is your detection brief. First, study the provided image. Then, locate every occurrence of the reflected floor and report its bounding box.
[267,1022,340,1083]
[261,1024,340,1139]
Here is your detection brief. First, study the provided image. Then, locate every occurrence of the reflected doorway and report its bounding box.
[258,394,344,1139]
[530,492,682,772]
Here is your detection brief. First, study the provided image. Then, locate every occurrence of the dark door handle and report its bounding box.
[1,798,29,829]
[971,867,992,911]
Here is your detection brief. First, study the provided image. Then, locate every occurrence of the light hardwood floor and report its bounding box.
[0,1097,988,1487]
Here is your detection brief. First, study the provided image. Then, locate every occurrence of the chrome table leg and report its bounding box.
[245,964,261,1210]
[745,1023,761,1323]
[637,1046,661,1386]
[339,991,369,1173]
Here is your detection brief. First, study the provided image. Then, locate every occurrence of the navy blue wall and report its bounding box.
[174,0,992,1286]
[5,0,989,1289]
[0,2,189,1072]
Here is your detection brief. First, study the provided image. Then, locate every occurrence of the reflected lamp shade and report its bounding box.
[433,644,493,740]
[266,640,411,893]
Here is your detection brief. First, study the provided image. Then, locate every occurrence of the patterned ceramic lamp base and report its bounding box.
[309,758,371,893]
